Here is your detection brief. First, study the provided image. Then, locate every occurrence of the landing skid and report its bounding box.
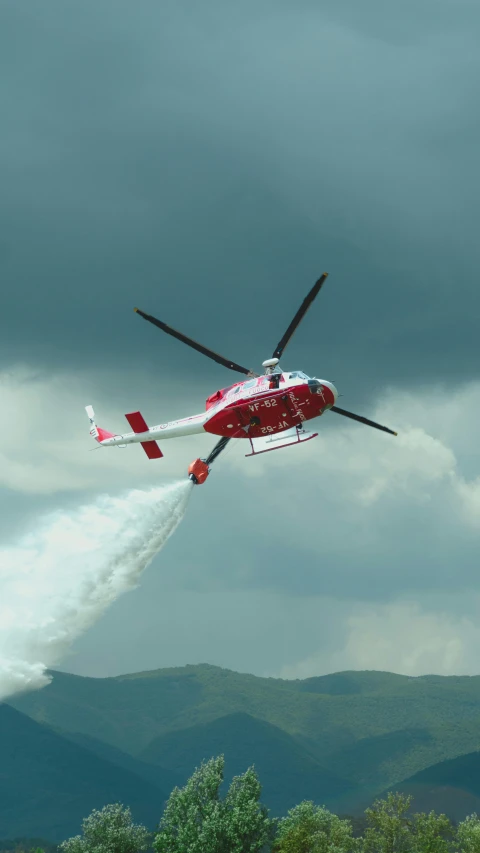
[245,426,318,457]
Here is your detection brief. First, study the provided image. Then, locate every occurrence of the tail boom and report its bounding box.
[85,405,208,458]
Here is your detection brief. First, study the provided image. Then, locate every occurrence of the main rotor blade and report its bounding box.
[206,436,231,466]
[330,406,397,436]
[134,308,257,376]
[272,272,329,360]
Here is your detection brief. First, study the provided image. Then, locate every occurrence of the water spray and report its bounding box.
[0,480,193,702]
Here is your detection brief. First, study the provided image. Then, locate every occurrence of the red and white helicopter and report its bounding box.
[86,273,396,484]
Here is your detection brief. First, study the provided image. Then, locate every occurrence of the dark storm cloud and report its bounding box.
[1,0,479,406]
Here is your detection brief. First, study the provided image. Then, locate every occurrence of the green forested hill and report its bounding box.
[359,748,480,822]
[55,728,182,793]
[8,665,480,802]
[0,703,168,841]
[294,671,410,695]
[139,711,357,816]
[0,838,58,853]
[320,719,480,795]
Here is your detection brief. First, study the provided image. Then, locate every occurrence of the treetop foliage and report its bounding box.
[153,755,275,853]
[59,804,151,853]
[57,759,480,853]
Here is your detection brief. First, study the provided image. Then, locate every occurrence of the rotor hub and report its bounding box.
[262,357,280,374]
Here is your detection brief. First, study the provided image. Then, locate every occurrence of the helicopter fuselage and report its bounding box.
[204,371,337,440]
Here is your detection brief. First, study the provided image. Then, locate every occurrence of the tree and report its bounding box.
[363,793,413,853]
[59,803,151,853]
[362,793,453,853]
[411,810,453,853]
[456,814,480,853]
[153,755,275,853]
[223,766,275,853]
[273,800,358,853]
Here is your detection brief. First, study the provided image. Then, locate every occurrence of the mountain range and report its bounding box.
[4,664,480,840]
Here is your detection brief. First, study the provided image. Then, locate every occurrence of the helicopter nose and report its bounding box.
[322,380,338,404]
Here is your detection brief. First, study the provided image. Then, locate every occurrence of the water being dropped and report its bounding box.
[0,480,193,702]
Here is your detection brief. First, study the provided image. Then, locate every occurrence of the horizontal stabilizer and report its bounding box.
[140,440,163,460]
[124,411,163,460]
[125,411,150,433]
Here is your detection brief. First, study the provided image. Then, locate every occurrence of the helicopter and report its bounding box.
[85,272,396,484]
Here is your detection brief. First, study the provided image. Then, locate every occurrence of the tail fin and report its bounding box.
[125,410,163,460]
[85,405,163,460]
[85,405,116,443]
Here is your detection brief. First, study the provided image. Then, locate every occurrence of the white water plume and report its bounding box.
[0,480,193,702]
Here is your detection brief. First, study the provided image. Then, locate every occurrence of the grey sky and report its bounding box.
[1,1,480,682]
[2,1,480,393]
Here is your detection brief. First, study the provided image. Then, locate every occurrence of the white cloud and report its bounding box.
[279,599,480,678]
